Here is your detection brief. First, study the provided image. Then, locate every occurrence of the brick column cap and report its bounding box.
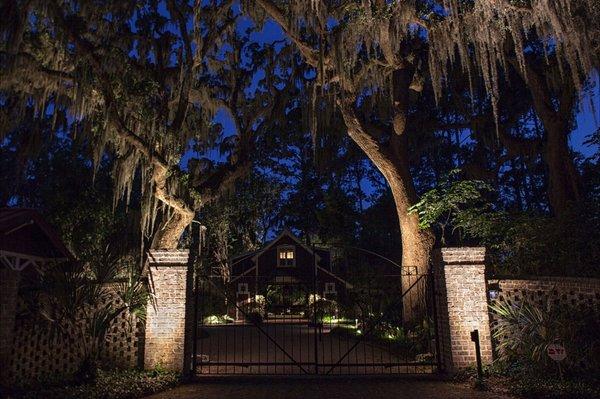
[148,249,189,266]
[436,247,486,265]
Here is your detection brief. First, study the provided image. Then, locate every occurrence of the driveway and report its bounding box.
[145,378,512,399]
[196,323,435,374]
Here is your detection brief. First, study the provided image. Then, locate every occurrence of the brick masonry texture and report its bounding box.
[6,285,143,384]
[488,276,600,311]
[434,248,493,372]
[144,250,189,371]
[488,276,600,348]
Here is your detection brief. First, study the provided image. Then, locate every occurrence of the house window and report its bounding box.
[277,246,295,267]
[238,283,249,294]
[324,282,336,294]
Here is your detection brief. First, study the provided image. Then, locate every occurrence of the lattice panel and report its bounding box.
[489,277,600,313]
[10,318,85,382]
[101,294,143,368]
[8,289,143,383]
[488,277,600,345]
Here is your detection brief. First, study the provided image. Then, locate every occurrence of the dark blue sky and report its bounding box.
[180,16,599,171]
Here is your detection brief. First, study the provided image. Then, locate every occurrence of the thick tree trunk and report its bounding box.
[511,59,581,216]
[385,137,435,323]
[151,211,195,250]
[150,167,195,250]
[255,0,434,321]
[387,136,436,274]
[545,123,581,215]
[338,100,435,322]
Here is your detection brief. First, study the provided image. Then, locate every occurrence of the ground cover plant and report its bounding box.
[10,368,180,399]
[477,297,600,398]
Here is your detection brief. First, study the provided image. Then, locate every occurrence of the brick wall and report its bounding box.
[488,276,600,311]
[1,250,194,384]
[488,276,600,343]
[0,267,20,385]
[144,250,189,371]
[6,285,143,384]
[434,247,493,372]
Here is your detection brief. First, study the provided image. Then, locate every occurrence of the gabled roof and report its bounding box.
[229,229,352,288]
[250,228,322,263]
[0,208,74,271]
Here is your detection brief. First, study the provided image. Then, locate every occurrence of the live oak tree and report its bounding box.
[0,1,287,251]
[509,51,584,216]
[1,0,597,322]
[249,0,596,283]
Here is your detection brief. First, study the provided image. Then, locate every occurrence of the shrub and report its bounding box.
[490,298,600,378]
[509,375,600,399]
[306,294,338,321]
[14,368,179,399]
[240,295,266,324]
[203,314,234,325]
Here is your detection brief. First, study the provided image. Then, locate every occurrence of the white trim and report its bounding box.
[0,250,67,271]
[250,228,322,263]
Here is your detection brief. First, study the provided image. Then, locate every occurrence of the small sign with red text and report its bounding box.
[547,344,567,361]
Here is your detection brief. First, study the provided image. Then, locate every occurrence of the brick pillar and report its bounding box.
[144,250,190,371]
[0,267,20,385]
[434,247,493,372]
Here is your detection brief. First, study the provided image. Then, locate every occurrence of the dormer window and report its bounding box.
[277,245,295,267]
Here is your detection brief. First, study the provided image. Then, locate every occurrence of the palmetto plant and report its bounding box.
[489,297,600,375]
[26,246,148,380]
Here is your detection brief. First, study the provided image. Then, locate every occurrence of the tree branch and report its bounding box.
[49,0,193,218]
[0,51,74,81]
[254,0,321,68]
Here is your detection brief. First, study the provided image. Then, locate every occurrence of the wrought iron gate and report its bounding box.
[192,248,439,375]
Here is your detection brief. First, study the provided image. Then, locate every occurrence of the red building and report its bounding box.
[228,229,352,320]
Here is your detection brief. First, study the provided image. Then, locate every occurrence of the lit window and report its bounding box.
[238,283,249,294]
[277,246,295,267]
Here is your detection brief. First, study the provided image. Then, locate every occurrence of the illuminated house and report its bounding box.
[228,229,351,319]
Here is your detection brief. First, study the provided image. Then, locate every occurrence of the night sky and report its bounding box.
[178,14,599,187]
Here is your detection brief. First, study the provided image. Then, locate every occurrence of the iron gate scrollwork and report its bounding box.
[193,246,439,375]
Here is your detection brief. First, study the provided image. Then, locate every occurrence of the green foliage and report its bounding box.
[244,311,264,325]
[23,257,149,378]
[202,314,234,325]
[458,361,600,398]
[490,298,600,377]
[265,284,306,310]
[306,295,339,321]
[409,170,493,244]
[1,138,150,378]
[465,203,600,277]
[15,368,179,399]
[508,375,600,399]
[240,295,266,324]
[199,172,283,277]
[198,289,229,318]
[410,166,600,277]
